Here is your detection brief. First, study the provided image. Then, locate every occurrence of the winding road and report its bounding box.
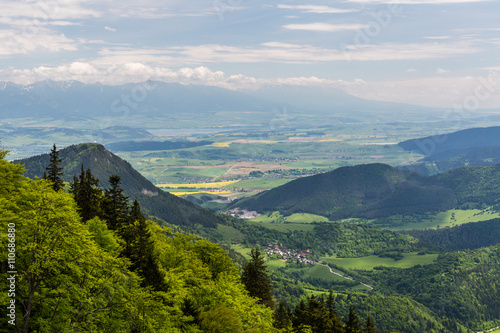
[318,263,374,291]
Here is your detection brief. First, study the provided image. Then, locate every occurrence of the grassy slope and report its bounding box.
[321,253,439,270]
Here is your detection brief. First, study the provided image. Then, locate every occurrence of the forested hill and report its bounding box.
[233,162,500,219]
[14,143,222,228]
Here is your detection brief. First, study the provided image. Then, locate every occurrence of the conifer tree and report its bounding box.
[44,144,64,191]
[70,165,102,222]
[122,201,166,291]
[326,290,345,333]
[292,299,309,330]
[274,299,292,331]
[102,174,129,231]
[241,248,275,309]
[345,306,362,333]
[364,315,377,333]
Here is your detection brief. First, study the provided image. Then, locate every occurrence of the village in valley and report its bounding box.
[264,242,317,265]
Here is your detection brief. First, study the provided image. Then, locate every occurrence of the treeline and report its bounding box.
[403,219,500,251]
[273,292,376,333]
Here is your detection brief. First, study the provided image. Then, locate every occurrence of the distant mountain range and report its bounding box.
[0,80,442,123]
[232,162,500,220]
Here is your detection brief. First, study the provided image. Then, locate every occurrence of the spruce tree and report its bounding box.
[102,175,129,231]
[122,200,165,291]
[345,306,361,333]
[364,315,377,333]
[241,248,275,309]
[274,299,292,331]
[70,165,102,222]
[44,144,64,191]
[326,290,344,333]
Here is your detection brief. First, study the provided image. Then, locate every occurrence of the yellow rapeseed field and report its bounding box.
[156,180,240,189]
[206,142,231,147]
[169,191,233,196]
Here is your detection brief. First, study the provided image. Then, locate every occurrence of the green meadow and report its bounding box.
[321,252,439,270]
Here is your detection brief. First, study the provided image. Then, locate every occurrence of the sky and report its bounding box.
[0,0,499,108]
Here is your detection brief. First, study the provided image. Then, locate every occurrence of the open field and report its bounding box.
[221,177,291,190]
[320,252,439,270]
[247,221,317,232]
[251,211,330,223]
[375,209,500,231]
[157,180,240,188]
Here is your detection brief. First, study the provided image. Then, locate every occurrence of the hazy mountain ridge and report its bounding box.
[398,126,500,175]
[0,80,445,122]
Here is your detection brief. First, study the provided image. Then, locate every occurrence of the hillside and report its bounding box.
[233,162,500,219]
[14,143,222,228]
[232,163,456,219]
[366,245,500,331]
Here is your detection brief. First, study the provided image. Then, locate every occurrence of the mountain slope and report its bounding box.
[232,163,456,219]
[233,162,500,219]
[14,143,222,228]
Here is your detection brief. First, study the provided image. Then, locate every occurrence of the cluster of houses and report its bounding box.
[265,242,317,265]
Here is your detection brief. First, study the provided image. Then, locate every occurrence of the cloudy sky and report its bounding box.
[0,0,499,108]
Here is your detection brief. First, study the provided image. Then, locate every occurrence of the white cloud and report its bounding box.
[407,68,417,72]
[105,26,117,32]
[342,75,500,108]
[345,0,490,4]
[85,39,480,67]
[0,28,77,55]
[437,68,450,74]
[277,5,358,14]
[424,36,452,40]
[0,0,101,21]
[283,23,368,32]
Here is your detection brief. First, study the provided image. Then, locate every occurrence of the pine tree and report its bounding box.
[102,175,129,231]
[127,219,165,290]
[364,315,377,333]
[326,290,345,333]
[241,248,275,308]
[292,299,309,330]
[44,144,64,191]
[345,306,362,333]
[70,165,102,222]
[274,299,292,331]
